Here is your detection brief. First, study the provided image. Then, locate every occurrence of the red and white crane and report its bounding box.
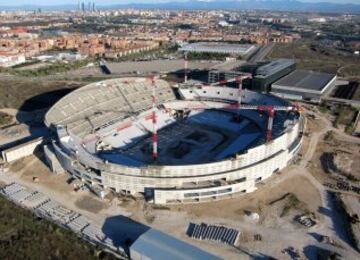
[201,74,253,120]
[179,102,301,142]
[180,74,302,142]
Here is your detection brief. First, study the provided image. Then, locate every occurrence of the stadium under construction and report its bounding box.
[44,76,304,204]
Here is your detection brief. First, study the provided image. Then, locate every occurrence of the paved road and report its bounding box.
[105,59,219,74]
[209,60,246,71]
[247,43,275,63]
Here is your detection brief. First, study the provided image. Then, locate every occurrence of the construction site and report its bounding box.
[0,49,359,259]
[41,74,303,205]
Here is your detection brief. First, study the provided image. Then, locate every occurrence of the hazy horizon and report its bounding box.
[0,0,359,7]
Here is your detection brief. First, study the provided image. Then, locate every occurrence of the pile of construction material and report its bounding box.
[295,215,317,228]
[0,182,125,257]
[324,182,360,194]
[187,222,240,246]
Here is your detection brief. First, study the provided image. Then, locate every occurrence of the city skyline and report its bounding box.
[0,0,359,6]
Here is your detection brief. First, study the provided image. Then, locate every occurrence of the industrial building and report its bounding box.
[44,77,303,204]
[180,42,256,56]
[130,229,221,260]
[252,59,296,92]
[208,69,248,84]
[271,70,337,102]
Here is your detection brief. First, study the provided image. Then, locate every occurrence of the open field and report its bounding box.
[0,80,81,111]
[308,130,360,187]
[267,40,360,78]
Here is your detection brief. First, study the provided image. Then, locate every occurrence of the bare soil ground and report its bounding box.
[308,130,360,183]
[158,174,321,226]
[75,195,107,214]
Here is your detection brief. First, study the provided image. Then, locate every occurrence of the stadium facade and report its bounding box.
[45,77,304,204]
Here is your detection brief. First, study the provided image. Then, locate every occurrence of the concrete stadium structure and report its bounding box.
[45,77,304,204]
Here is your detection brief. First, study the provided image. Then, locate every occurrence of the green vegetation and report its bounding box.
[333,105,358,129]
[319,102,331,114]
[0,59,94,77]
[267,40,360,77]
[280,193,303,217]
[105,43,179,62]
[320,23,360,37]
[0,195,116,260]
[269,192,308,218]
[11,60,41,69]
[0,112,13,126]
[353,86,360,101]
[187,52,232,61]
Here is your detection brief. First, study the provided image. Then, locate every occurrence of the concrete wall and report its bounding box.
[44,144,64,175]
[1,137,43,163]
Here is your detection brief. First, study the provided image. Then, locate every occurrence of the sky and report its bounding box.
[0,0,359,6]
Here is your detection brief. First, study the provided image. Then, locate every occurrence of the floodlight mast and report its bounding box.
[150,76,158,161]
[184,52,188,83]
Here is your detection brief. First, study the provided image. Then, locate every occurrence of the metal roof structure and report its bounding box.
[180,42,255,55]
[272,70,336,94]
[255,59,295,78]
[130,228,222,260]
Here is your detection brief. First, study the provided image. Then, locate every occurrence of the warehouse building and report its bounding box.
[208,69,244,83]
[271,70,337,103]
[180,42,255,56]
[252,59,296,92]
[208,69,252,88]
[130,229,221,260]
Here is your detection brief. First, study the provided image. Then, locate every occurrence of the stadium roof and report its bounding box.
[272,70,336,94]
[130,229,222,260]
[180,42,255,55]
[255,59,295,78]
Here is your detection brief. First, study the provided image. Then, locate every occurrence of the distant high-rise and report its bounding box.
[81,1,85,12]
[92,2,96,12]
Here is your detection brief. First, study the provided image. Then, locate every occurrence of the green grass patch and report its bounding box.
[0,113,13,126]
